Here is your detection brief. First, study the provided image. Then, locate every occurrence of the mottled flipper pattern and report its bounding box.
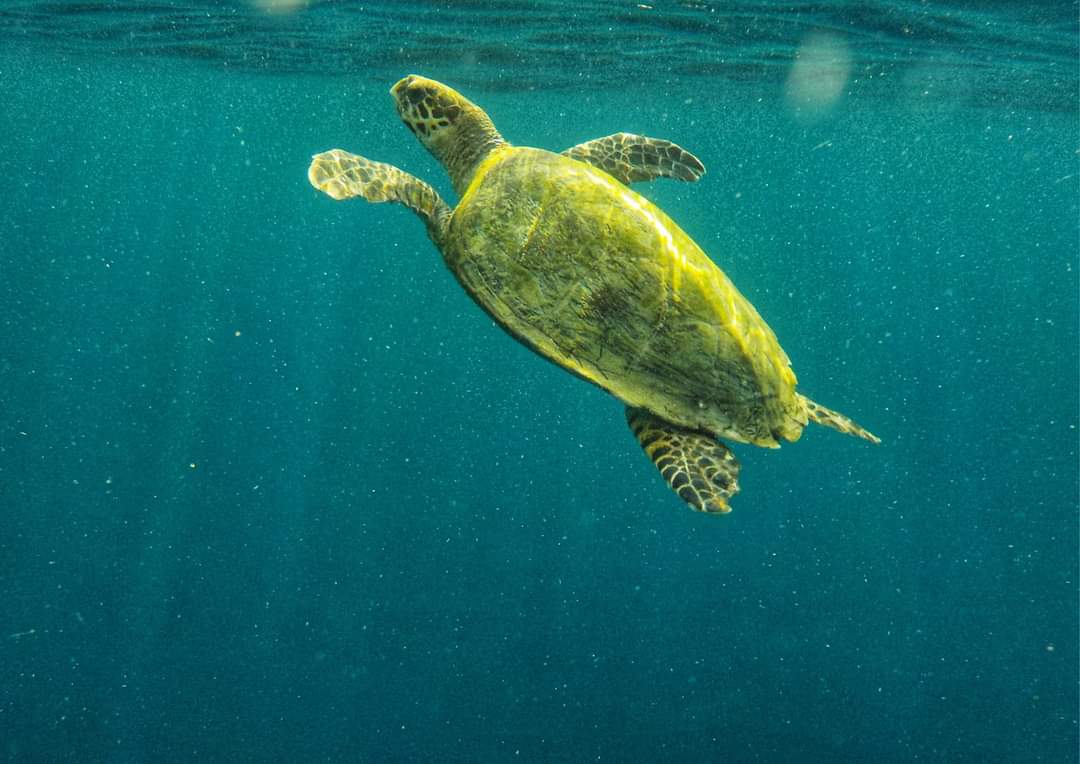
[562,133,706,185]
[308,149,451,239]
[801,395,881,444]
[627,407,740,514]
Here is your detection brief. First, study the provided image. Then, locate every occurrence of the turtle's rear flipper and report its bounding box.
[563,133,706,185]
[801,396,881,444]
[308,149,451,241]
[626,407,740,514]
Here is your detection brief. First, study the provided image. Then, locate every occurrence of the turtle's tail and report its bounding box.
[800,395,880,444]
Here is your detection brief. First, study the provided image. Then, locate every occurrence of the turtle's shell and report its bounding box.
[442,145,805,447]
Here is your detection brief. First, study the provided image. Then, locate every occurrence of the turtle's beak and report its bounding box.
[390,75,418,98]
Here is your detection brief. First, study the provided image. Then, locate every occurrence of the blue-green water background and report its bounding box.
[1,2,1077,761]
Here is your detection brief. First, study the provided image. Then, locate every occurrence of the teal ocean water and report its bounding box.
[1,2,1077,761]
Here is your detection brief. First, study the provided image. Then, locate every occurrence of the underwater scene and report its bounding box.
[1,1,1077,761]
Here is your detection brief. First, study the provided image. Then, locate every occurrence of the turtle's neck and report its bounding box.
[436,112,507,196]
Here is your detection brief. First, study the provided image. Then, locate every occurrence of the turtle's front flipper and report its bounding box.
[308,149,452,242]
[562,133,705,185]
[626,407,740,514]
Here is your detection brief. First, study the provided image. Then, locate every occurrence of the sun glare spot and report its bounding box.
[785,32,851,120]
[251,0,307,14]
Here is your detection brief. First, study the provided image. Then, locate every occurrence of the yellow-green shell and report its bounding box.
[444,145,806,447]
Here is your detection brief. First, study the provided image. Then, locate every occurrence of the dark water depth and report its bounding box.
[1,2,1077,762]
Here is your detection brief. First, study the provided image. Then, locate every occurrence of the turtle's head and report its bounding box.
[391,75,506,195]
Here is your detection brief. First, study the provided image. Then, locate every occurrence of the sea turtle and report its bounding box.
[308,75,879,514]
